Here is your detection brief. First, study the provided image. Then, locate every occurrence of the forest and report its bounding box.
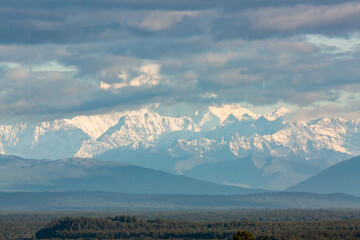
[1,209,360,239]
[34,215,360,240]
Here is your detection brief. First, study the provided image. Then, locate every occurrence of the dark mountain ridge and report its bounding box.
[287,156,360,196]
[0,154,263,195]
[0,191,359,210]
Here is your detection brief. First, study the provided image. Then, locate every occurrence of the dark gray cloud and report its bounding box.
[0,0,360,120]
[211,2,360,40]
[1,0,343,11]
[1,1,359,44]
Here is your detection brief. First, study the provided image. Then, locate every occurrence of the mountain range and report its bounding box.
[2,191,360,210]
[0,154,261,195]
[287,156,360,196]
[0,104,359,190]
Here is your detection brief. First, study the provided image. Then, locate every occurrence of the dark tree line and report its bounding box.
[35,215,360,240]
[2,210,360,239]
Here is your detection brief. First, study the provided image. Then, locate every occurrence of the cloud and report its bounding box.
[2,1,359,45]
[0,60,94,119]
[287,104,360,122]
[136,11,199,31]
[0,1,360,121]
[5,67,28,81]
[211,2,360,40]
[32,61,77,72]
[206,68,261,87]
[306,33,360,54]
[100,63,161,91]
[247,3,360,32]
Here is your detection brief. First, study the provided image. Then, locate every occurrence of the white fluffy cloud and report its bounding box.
[100,64,162,91]
[306,33,360,54]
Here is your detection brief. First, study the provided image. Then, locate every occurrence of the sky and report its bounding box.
[1,0,360,122]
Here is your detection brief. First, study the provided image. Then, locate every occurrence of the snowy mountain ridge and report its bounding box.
[0,105,357,159]
[0,104,359,190]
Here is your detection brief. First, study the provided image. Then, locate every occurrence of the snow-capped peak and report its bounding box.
[198,104,257,131]
[208,104,257,122]
[64,111,128,139]
[264,106,291,121]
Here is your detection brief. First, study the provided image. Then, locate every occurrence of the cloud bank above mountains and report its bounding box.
[0,0,360,121]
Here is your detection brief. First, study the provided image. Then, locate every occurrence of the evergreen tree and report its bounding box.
[233,230,255,240]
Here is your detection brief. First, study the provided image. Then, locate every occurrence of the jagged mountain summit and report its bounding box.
[0,104,359,190]
[264,107,291,121]
[199,104,258,130]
